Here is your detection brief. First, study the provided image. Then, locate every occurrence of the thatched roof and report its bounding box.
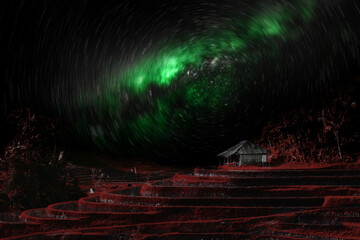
[217,140,267,158]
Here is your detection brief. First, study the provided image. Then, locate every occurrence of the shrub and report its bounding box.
[0,108,83,211]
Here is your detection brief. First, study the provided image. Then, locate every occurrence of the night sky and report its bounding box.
[1,0,360,162]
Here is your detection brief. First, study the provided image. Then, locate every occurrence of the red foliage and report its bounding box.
[255,78,360,164]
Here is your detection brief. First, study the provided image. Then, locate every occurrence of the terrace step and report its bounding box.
[140,184,360,198]
[3,166,360,239]
[194,169,360,178]
[173,174,360,186]
[138,232,248,240]
[102,194,325,208]
[270,223,360,240]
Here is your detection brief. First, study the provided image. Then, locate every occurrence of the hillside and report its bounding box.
[255,78,360,164]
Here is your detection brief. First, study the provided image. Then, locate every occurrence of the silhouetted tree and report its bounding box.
[255,78,360,164]
[0,108,83,211]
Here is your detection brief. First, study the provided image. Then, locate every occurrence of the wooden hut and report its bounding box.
[217,140,267,166]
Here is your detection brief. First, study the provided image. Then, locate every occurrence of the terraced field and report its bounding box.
[1,167,360,239]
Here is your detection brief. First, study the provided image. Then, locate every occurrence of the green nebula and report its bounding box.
[67,0,344,157]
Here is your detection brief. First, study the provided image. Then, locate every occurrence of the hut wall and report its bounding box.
[239,154,263,164]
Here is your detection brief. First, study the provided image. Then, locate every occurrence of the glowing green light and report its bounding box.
[69,0,321,152]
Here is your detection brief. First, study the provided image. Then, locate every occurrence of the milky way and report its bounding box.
[1,0,360,162]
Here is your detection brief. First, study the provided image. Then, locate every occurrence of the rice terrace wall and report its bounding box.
[1,164,360,239]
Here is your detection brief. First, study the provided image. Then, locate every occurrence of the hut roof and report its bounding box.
[217,140,267,158]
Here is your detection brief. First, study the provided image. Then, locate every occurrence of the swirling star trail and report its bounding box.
[2,0,360,162]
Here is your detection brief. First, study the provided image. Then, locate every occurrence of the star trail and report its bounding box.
[1,0,360,162]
